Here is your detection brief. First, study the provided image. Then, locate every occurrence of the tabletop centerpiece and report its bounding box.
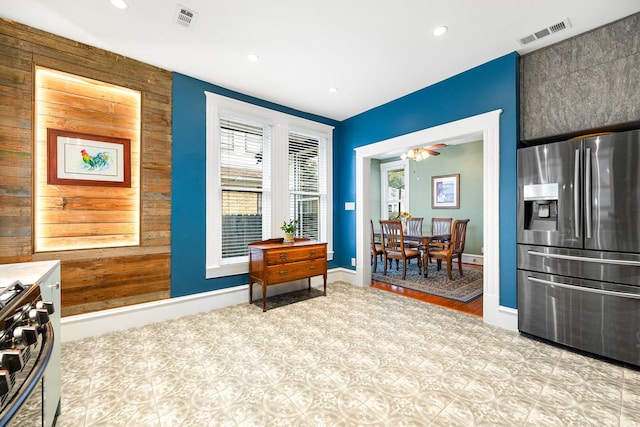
[280,219,299,243]
[394,211,412,232]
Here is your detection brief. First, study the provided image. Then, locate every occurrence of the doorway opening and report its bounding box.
[373,144,483,317]
[354,110,508,328]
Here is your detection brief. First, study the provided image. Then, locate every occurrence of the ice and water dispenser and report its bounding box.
[522,183,559,231]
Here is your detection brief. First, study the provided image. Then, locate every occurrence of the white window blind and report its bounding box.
[219,115,269,258]
[288,131,325,241]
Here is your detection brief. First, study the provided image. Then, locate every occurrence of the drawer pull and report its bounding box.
[310,250,317,255]
[278,270,288,275]
[309,265,316,270]
[279,253,288,259]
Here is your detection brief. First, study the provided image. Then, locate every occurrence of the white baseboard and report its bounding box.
[462,253,483,265]
[61,285,246,342]
[61,265,515,342]
[329,267,357,285]
[62,268,354,342]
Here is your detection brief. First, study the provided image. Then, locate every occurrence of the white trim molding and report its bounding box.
[461,253,483,265]
[354,110,518,332]
[204,92,334,279]
[61,268,353,342]
[379,159,410,218]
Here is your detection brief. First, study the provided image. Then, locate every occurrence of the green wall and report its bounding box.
[371,140,483,255]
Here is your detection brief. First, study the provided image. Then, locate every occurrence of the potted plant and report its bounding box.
[280,219,299,243]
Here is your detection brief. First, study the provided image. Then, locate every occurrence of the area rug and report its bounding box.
[371,261,483,302]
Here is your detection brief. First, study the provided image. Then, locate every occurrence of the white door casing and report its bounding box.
[354,110,518,332]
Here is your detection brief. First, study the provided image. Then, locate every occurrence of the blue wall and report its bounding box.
[334,53,520,308]
[172,51,520,308]
[171,73,339,297]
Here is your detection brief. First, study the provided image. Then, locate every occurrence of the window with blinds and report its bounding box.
[219,116,268,258]
[289,131,325,241]
[205,91,333,278]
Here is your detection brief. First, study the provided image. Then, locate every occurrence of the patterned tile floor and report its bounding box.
[57,282,640,426]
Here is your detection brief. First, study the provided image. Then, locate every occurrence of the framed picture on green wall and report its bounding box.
[432,174,459,209]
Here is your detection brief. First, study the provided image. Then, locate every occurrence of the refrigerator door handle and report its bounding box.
[528,276,640,299]
[528,250,640,266]
[585,147,592,239]
[574,148,580,238]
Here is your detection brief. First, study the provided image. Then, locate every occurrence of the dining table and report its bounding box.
[373,230,451,277]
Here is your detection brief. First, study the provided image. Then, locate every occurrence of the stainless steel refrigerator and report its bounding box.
[517,129,640,367]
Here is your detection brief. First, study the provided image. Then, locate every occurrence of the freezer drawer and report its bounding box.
[518,244,640,287]
[518,270,640,367]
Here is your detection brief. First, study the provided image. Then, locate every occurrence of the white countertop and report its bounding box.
[0,260,60,288]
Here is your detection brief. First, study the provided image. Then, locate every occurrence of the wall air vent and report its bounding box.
[174,4,198,29]
[518,18,571,46]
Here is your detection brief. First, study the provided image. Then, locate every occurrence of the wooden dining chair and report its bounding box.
[370,220,384,272]
[379,220,422,279]
[405,217,424,237]
[403,217,424,265]
[429,219,470,279]
[428,217,452,262]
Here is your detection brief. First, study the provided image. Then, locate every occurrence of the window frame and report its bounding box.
[288,129,326,242]
[205,92,334,278]
[380,160,410,219]
[218,115,268,262]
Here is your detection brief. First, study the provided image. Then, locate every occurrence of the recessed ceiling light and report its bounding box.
[433,26,448,36]
[329,87,338,94]
[110,0,128,9]
[247,53,259,62]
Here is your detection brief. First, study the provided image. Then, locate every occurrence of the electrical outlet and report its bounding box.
[351,258,356,267]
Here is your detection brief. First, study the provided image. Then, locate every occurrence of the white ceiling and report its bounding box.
[2,0,639,121]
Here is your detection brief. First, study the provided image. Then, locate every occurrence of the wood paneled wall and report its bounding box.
[0,18,172,316]
[35,70,141,252]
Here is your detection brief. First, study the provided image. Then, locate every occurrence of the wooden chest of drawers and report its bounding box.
[248,238,327,312]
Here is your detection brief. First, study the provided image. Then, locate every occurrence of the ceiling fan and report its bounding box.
[401,143,447,161]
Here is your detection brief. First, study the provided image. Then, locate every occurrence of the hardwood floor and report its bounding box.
[370,264,483,317]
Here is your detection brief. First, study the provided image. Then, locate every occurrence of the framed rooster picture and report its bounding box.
[47,129,131,187]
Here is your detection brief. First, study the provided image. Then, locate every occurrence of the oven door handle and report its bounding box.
[527,276,640,299]
[527,250,640,266]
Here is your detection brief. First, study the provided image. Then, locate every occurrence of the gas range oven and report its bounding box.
[0,279,54,426]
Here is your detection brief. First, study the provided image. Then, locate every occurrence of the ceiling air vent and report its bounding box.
[518,18,571,46]
[174,4,198,29]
